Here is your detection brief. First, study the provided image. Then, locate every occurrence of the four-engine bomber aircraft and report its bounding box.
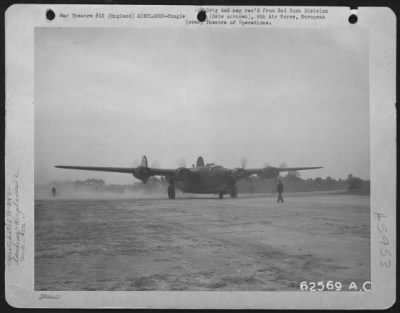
[55,156,322,199]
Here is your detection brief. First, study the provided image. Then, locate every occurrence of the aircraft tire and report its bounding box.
[168,185,175,200]
[218,192,224,199]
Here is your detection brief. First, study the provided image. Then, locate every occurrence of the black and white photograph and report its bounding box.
[5,4,396,309]
[34,25,371,291]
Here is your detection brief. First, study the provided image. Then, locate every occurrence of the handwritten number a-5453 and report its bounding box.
[375,212,391,269]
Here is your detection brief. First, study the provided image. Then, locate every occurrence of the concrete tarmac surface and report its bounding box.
[35,193,370,291]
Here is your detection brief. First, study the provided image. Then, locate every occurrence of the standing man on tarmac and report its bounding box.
[277,179,284,203]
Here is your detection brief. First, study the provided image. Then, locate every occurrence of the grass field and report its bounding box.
[35,193,370,291]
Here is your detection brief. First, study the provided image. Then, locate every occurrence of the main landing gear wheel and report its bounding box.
[167,185,175,200]
[218,192,224,199]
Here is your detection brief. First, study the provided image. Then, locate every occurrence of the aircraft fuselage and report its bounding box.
[174,166,233,194]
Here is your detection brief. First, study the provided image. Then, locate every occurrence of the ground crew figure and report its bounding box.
[277,180,284,203]
[51,186,56,197]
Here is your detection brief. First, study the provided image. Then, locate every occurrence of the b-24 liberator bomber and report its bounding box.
[55,156,322,199]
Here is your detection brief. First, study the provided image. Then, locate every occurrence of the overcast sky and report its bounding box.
[35,26,369,185]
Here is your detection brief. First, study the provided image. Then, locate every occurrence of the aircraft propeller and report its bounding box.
[132,155,151,183]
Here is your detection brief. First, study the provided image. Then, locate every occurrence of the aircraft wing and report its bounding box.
[241,166,323,179]
[55,165,176,176]
[278,166,323,172]
[150,168,179,176]
[55,165,135,173]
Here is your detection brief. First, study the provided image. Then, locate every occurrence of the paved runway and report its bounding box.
[35,193,370,291]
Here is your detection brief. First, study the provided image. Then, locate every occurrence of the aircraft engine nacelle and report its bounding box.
[259,167,280,179]
[133,166,151,183]
[175,167,191,181]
